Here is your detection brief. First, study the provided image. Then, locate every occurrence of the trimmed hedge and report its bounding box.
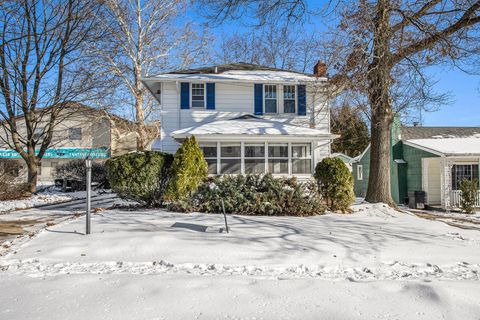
[168,174,326,216]
[106,151,173,205]
[314,157,355,212]
[165,136,208,201]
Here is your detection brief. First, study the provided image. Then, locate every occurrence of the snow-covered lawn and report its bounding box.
[1,203,479,319]
[0,193,74,214]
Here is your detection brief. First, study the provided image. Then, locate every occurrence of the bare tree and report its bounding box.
[0,0,99,193]
[88,0,211,151]
[202,0,480,206]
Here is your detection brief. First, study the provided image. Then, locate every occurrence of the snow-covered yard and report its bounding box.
[1,203,479,319]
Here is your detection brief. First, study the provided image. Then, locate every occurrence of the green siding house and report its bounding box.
[353,117,480,209]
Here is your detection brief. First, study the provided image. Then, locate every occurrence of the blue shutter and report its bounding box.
[254,84,263,115]
[297,85,306,116]
[180,82,189,109]
[206,83,215,110]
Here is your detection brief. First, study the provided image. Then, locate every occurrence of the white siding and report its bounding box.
[152,81,331,157]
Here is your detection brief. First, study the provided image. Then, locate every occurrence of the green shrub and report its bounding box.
[164,136,208,201]
[168,174,326,216]
[459,179,478,214]
[314,157,354,212]
[106,151,173,205]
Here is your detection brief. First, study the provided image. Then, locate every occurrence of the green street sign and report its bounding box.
[0,147,110,159]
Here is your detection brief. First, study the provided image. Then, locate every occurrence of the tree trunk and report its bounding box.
[26,157,38,194]
[135,92,147,151]
[365,0,395,206]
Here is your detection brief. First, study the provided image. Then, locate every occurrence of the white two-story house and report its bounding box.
[141,62,338,178]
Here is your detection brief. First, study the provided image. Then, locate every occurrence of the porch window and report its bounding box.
[220,143,241,174]
[283,85,296,113]
[244,144,265,174]
[268,144,288,174]
[200,143,217,174]
[291,143,312,174]
[191,83,205,108]
[451,164,479,190]
[264,85,277,113]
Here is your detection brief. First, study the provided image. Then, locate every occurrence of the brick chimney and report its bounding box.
[313,61,327,77]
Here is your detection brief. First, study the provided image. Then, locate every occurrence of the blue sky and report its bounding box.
[190,1,480,127]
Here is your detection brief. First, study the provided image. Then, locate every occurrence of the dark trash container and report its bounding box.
[408,191,426,209]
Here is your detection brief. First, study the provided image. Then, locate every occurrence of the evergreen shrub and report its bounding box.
[459,179,478,214]
[314,157,355,212]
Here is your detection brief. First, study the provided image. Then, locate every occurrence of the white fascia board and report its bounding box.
[353,144,370,163]
[171,134,338,142]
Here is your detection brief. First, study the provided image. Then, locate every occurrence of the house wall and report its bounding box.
[156,81,330,155]
[402,144,439,195]
[353,147,370,198]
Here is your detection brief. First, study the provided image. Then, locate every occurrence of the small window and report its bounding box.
[191,83,205,108]
[200,143,217,174]
[69,128,82,141]
[291,144,311,174]
[283,85,296,113]
[264,85,277,113]
[451,164,478,190]
[357,165,363,181]
[220,143,241,174]
[245,144,265,174]
[33,128,43,141]
[268,144,288,174]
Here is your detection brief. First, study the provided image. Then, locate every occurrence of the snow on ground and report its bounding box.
[0,193,74,214]
[1,204,480,319]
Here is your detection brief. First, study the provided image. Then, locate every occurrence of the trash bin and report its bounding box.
[408,191,426,209]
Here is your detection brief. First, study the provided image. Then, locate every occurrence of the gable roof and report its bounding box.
[404,135,480,156]
[401,126,480,140]
[169,62,311,76]
[171,115,338,140]
[142,62,326,84]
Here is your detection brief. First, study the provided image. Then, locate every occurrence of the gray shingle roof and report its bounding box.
[168,62,311,76]
[401,126,480,140]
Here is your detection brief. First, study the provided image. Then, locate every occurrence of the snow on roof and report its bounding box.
[143,70,324,84]
[405,134,480,156]
[171,116,337,139]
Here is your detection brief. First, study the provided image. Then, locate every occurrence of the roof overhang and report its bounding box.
[404,139,480,157]
[172,133,339,142]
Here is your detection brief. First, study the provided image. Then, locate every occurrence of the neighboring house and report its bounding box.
[0,104,138,182]
[332,153,354,171]
[141,62,338,178]
[353,116,480,210]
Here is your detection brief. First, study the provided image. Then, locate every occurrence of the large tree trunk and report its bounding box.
[26,157,38,194]
[365,0,395,205]
[135,93,147,151]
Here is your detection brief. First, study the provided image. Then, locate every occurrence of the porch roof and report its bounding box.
[405,135,480,156]
[171,115,339,141]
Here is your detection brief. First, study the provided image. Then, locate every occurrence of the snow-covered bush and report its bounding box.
[54,159,108,191]
[314,157,354,212]
[0,159,30,200]
[459,179,478,214]
[168,174,326,216]
[164,136,208,201]
[106,151,173,206]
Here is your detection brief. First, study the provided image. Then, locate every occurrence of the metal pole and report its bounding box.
[221,198,228,233]
[85,158,92,235]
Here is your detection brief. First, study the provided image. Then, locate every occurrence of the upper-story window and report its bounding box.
[191,83,205,108]
[283,85,296,113]
[264,85,277,114]
[69,128,82,141]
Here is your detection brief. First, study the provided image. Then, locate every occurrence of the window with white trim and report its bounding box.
[451,164,478,190]
[191,83,205,108]
[264,85,277,113]
[220,143,241,174]
[291,144,311,174]
[268,143,288,174]
[69,128,82,141]
[283,85,296,113]
[357,165,363,181]
[200,143,217,174]
[244,144,265,174]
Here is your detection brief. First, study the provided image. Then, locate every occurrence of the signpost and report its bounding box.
[85,157,92,235]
